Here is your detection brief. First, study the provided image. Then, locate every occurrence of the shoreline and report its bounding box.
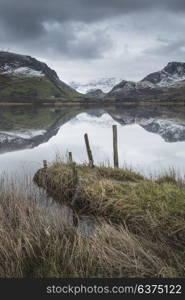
[0,99,185,107]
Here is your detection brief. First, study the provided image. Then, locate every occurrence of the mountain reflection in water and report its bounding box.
[0,104,185,177]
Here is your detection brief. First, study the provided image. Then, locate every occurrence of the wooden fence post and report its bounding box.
[84,133,94,167]
[43,160,48,169]
[112,125,119,168]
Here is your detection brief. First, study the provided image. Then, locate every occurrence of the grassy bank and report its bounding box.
[34,162,185,245]
[0,162,185,277]
[0,177,182,278]
[33,161,185,277]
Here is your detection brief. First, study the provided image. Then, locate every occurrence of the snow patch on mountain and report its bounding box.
[156,72,185,87]
[142,62,185,87]
[1,66,44,77]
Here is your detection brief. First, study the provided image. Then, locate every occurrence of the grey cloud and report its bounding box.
[35,24,113,59]
[144,39,185,60]
[0,0,184,41]
[0,0,122,59]
[0,0,157,41]
[0,0,185,81]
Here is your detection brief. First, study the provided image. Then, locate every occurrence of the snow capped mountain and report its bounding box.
[107,62,185,102]
[0,51,79,102]
[70,62,185,101]
[70,77,122,93]
[68,62,185,102]
[0,52,57,78]
[142,62,185,87]
[111,62,185,92]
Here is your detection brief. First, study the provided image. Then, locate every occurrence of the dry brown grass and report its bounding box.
[0,176,184,278]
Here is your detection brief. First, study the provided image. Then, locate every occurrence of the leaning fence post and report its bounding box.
[112,125,119,168]
[84,133,94,167]
[43,160,48,169]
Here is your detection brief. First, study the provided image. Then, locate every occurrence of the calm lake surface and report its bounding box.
[1,104,185,178]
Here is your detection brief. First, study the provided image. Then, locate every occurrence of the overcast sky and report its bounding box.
[0,0,185,83]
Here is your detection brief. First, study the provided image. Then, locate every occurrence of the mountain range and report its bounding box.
[106,62,185,102]
[0,51,185,103]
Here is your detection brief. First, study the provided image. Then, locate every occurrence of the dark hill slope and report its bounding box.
[0,51,80,102]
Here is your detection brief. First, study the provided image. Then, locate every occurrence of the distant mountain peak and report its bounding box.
[0,51,59,80]
[70,77,122,93]
[142,61,185,86]
[106,61,185,102]
[163,61,185,75]
[86,88,105,99]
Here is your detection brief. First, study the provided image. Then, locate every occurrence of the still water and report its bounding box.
[1,104,185,177]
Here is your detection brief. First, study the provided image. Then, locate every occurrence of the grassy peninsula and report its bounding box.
[0,161,184,278]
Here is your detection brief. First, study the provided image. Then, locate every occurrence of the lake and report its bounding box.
[1,104,185,178]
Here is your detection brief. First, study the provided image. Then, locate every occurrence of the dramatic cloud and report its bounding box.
[0,0,185,82]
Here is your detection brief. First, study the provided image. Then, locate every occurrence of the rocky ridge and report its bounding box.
[106,62,185,102]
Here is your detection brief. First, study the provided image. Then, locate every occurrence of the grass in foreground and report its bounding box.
[0,179,182,278]
[34,162,185,248]
[0,162,185,278]
[33,161,185,277]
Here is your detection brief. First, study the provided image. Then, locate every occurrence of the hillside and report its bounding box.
[0,51,80,103]
[106,62,185,102]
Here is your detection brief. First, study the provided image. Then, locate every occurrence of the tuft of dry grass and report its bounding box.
[155,168,181,185]
[92,224,179,278]
[0,180,75,277]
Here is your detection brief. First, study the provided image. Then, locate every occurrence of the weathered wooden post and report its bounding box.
[112,125,119,168]
[84,133,94,168]
[68,152,73,164]
[43,160,48,169]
